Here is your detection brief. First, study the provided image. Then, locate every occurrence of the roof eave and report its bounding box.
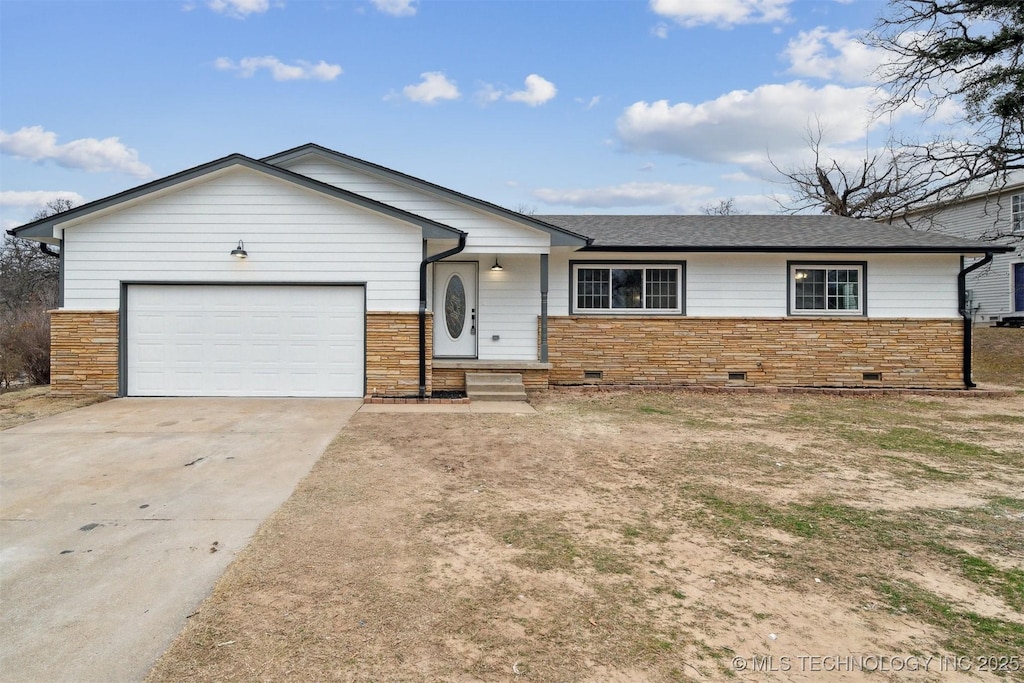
[580,245,1015,254]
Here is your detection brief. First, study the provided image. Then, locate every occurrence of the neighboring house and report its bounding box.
[894,180,1024,325]
[8,144,1012,398]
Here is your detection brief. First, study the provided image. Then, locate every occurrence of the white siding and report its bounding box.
[550,251,961,318]
[61,167,424,311]
[280,158,551,253]
[903,189,1024,320]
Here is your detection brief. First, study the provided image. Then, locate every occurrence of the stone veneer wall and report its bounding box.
[432,368,550,392]
[49,310,120,397]
[366,312,431,396]
[546,317,964,389]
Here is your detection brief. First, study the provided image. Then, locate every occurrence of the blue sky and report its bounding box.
[2,0,914,229]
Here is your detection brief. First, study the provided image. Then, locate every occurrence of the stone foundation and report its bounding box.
[366,312,432,396]
[545,316,965,389]
[49,310,119,397]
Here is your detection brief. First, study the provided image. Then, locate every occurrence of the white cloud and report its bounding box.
[574,95,601,110]
[783,27,883,84]
[650,0,792,28]
[0,126,151,177]
[721,171,755,182]
[640,162,655,172]
[1,190,86,230]
[402,71,460,104]
[651,22,670,39]
[371,0,416,16]
[208,0,271,18]
[533,181,715,211]
[616,81,886,165]
[215,56,342,81]
[0,190,85,210]
[506,74,557,107]
[475,83,503,106]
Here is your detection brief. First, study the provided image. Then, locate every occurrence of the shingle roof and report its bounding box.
[536,214,1012,253]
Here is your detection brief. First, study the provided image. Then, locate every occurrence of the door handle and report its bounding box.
[471,308,476,335]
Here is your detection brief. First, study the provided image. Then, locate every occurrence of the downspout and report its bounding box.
[419,233,467,398]
[39,243,59,258]
[958,251,994,389]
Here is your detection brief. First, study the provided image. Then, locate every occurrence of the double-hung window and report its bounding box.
[573,263,684,314]
[1012,193,1023,234]
[789,263,865,315]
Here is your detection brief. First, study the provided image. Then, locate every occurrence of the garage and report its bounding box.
[125,284,364,397]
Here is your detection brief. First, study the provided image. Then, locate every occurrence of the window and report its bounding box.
[1012,193,1023,234]
[789,263,865,315]
[573,263,683,314]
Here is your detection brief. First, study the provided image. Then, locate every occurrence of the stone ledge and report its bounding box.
[550,384,1016,399]
[432,360,553,370]
[363,396,471,404]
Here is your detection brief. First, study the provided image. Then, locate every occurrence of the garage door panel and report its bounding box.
[127,285,364,397]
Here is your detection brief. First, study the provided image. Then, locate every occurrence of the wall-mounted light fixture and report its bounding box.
[230,240,248,259]
[490,258,503,272]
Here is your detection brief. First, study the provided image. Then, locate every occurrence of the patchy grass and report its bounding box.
[974,327,1024,388]
[0,385,106,430]
[148,391,1024,682]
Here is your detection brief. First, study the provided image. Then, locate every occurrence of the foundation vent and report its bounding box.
[584,370,603,380]
[728,372,747,381]
[862,372,882,382]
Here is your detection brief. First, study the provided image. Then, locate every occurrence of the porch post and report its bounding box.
[540,253,549,362]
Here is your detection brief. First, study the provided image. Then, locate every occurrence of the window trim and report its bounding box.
[1012,193,1023,234]
[787,261,867,317]
[570,260,686,315]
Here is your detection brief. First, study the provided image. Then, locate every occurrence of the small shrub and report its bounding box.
[0,305,51,387]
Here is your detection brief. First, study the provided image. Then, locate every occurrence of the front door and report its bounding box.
[1014,262,1024,312]
[433,262,478,358]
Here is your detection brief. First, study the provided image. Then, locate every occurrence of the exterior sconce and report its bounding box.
[490,258,503,272]
[230,240,248,259]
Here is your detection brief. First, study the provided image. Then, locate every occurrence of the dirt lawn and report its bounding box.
[0,385,106,430]
[148,390,1024,682]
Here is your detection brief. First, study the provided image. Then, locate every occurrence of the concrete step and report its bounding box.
[466,373,523,387]
[465,373,528,402]
[469,390,530,402]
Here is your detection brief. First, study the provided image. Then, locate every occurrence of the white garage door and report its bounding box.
[127,284,364,397]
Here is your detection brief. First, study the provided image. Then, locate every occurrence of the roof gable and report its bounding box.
[8,154,465,243]
[263,144,589,247]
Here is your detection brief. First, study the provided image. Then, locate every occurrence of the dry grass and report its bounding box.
[148,391,1024,682]
[0,385,106,430]
[974,327,1024,388]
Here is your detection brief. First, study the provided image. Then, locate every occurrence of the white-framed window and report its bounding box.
[572,263,684,314]
[1012,193,1023,234]
[789,262,865,315]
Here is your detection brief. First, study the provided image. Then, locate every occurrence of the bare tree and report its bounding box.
[770,124,945,220]
[868,0,1024,190]
[774,1,1023,220]
[1,198,75,386]
[700,198,741,215]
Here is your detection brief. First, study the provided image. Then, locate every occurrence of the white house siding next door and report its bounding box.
[126,284,364,397]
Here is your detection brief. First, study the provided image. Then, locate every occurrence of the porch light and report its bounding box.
[230,240,248,259]
[490,258,503,271]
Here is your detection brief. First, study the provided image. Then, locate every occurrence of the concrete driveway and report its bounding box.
[0,397,359,683]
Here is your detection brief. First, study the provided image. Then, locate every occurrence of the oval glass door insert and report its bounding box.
[445,274,467,338]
